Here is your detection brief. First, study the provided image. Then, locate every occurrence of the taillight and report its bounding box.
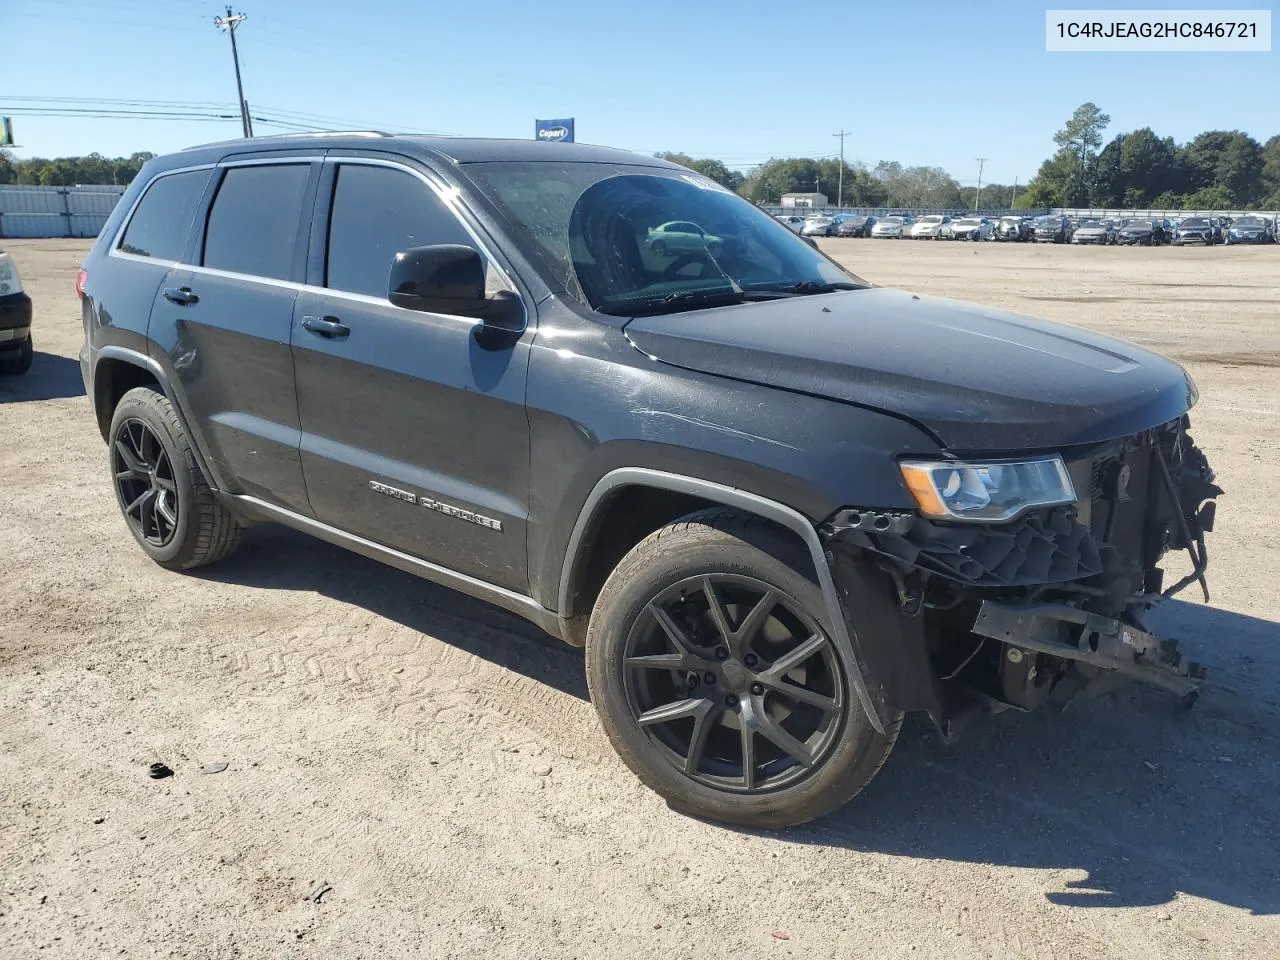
[76,267,87,300]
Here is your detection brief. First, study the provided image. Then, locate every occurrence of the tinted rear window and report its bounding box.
[118,170,210,261]
[203,164,310,281]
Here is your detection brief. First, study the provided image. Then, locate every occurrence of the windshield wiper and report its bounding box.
[600,288,747,317]
[749,280,862,296]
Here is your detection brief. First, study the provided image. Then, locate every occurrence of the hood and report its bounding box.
[624,288,1195,451]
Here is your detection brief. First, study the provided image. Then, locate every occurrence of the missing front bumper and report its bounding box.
[972,600,1206,702]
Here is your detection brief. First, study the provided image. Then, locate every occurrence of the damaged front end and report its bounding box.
[824,416,1221,735]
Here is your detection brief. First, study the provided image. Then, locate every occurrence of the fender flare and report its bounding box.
[93,345,220,492]
[558,467,886,734]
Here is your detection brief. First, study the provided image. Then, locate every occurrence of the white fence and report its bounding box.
[0,184,128,239]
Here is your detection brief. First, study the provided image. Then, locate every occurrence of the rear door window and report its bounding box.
[117,170,210,261]
[203,164,310,281]
[324,163,480,299]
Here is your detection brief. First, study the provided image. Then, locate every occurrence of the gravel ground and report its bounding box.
[1,237,1277,959]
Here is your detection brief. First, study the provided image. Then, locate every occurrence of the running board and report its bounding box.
[227,495,566,640]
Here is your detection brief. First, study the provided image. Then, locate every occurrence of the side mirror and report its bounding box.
[801,235,818,249]
[389,244,486,317]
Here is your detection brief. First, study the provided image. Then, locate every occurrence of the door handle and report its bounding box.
[162,286,198,306]
[301,315,350,339]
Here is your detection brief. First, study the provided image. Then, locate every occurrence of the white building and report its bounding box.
[780,192,828,209]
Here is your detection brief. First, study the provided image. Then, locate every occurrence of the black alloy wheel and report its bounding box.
[112,418,180,547]
[622,573,845,793]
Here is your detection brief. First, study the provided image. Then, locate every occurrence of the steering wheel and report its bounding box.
[662,251,713,279]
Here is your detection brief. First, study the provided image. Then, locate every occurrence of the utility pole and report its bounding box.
[833,129,850,208]
[974,157,987,211]
[1010,176,1018,209]
[214,7,253,138]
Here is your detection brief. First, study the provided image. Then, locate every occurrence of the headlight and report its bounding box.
[898,456,1076,521]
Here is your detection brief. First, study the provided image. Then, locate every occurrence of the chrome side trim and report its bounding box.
[230,495,564,639]
[557,468,885,733]
[184,264,306,292]
[220,155,325,168]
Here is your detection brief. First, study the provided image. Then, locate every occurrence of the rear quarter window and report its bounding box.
[117,169,211,261]
[202,164,311,281]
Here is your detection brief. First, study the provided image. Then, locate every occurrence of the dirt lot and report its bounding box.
[2,237,1277,959]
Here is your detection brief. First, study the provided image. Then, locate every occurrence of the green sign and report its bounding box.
[0,117,13,147]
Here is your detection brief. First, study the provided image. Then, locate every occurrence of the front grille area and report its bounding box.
[828,417,1218,603]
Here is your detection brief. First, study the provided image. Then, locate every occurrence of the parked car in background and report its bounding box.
[836,215,876,237]
[774,214,806,234]
[1033,215,1071,243]
[994,216,1032,241]
[1224,215,1274,244]
[950,217,993,241]
[646,220,725,256]
[0,248,34,376]
[1117,219,1167,245]
[1172,217,1216,245]
[910,215,950,239]
[801,216,837,238]
[871,215,910,238]
[1070,219,1116,245]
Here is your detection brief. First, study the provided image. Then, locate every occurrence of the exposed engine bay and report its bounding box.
[825,416,1222,731]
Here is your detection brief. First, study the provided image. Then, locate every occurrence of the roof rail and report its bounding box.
[182,130,393,151]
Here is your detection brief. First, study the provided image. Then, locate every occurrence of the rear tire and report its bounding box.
[0,335,33,376]
[585,509,901,828]
[108,386,242,571]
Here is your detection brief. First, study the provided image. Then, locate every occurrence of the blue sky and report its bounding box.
[4,0,1277,186]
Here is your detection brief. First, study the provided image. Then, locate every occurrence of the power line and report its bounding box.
[213,7,252,138]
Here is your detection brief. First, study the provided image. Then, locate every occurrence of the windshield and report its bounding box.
[464,161,864,315]
[1236,217,1265,226]
[1128,220,1153,229]
[1182,218,1208,226]
[1080,220,1102,228]
[955,218,980,227]
[880,217,903,225]
[920,216,943,224]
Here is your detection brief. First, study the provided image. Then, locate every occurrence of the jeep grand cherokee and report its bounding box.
[78,134,1220,827]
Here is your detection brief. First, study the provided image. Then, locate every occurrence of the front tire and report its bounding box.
[585,509,901,828]
[108,386,242,571]
[0,335,33,376]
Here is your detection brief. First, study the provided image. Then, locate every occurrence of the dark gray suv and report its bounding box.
[78,134,1221,827]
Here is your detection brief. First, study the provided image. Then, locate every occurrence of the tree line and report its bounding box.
[1018,102,1280,210]
[664,103,1278,212]
[0,150,157,187]
[658,152,1017,210]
